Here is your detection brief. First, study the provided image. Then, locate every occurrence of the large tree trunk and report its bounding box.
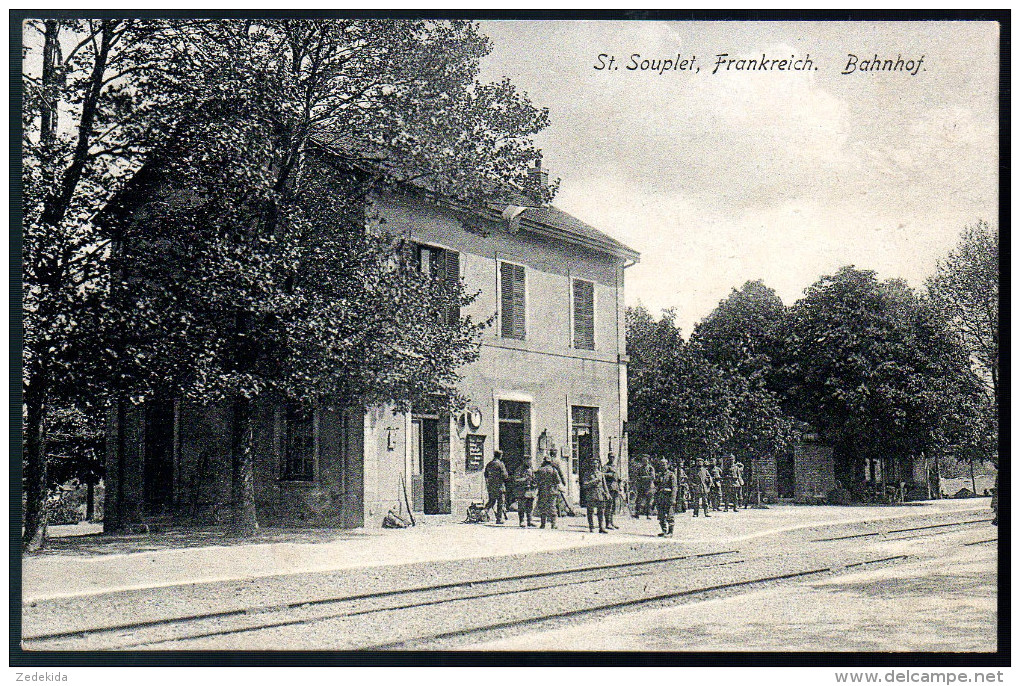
[23,379,49,552]
[229,396,259,537]
[970,459,977,497]
[40,20,60,144]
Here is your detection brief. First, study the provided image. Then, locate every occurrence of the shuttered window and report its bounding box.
[415,243,461,326]
[573,278,595,350]
[500,262,526,340]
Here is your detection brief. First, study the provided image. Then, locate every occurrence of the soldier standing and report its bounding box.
[534,455,564,529]
[691,459,712,517]
[582,460,611,533]
[676,461,689,513]
[710,457,724,511]
[484,451,509,524]
[723,455,741,512]
[734,459,747,508]
[512,461,537,528]
[633,455,656,519]
[654,457,678,536]
[603,456,621,530]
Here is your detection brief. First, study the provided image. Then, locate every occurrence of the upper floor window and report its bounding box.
[413,243,460,326]
[572,278,595,350]
[500,261,526,340]
[281,402,315,481]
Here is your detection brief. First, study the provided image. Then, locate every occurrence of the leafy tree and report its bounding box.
[626,307,735,460]
[691,282,795,467]
[691,279,787,382]
[21,18,216,550]
[926,221,999,403]
[783,267,984,493]
[102,19,553,536]
[23,18,554,544]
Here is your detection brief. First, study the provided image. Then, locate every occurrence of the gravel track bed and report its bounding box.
[22,507,994,651]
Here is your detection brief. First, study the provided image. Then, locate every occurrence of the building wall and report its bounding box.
[371,192,630,517]
[105,189,632,530]
[107,399,364,529]
[792,443,836,502]
[752,455,779,504]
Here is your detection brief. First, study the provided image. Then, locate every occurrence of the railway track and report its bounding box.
[809,517,990,543]
[23,513,995,651]
[24,549,741,649]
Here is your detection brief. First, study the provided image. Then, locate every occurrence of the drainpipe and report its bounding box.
[616,257,638,481]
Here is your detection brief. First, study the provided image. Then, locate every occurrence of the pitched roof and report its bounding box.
[309,137,639,261]
[516,205,639,261]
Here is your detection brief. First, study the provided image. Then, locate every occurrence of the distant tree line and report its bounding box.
[627,223,998,498]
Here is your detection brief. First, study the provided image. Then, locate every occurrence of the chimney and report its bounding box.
[527,158,549,204]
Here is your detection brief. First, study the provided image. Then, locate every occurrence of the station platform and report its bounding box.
[21,498,991,603]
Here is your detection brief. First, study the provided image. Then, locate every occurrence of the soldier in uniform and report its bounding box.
[512,460,537,527]
[582,460,611,533]
[691,458,712,517]
[603,456,621,530]
[675,460,689,513]
[534,455,565,529]
[723,455,741,512]
[483,450,509,524]
[734,459,747,508]
[654,457,678,536]
[633,455,657,519]
[710,457,724,511]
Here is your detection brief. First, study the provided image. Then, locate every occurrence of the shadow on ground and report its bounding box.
[29,526,377,558]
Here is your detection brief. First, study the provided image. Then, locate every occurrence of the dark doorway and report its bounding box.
[411,415,451,515]
[571,406,599,507]
[143,399,175,516]
[498,400,531,478]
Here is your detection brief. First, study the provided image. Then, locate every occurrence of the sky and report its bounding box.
[477,20,999,335]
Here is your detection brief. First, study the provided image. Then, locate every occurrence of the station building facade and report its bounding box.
[104,169,639,530]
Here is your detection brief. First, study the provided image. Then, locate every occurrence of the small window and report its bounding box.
[281,403,315,481]
[572,278,595,350]
[500,262,526,340]
[414,243,461,326]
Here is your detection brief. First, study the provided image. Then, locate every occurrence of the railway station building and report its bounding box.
[104,159,640,530]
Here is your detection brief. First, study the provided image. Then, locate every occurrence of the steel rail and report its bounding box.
[23,548,736,645]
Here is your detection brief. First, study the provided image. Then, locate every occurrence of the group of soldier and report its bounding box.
[631,454,750,537]
[483,449,570,529]
[482,449,752,538]
[482,449,623,533]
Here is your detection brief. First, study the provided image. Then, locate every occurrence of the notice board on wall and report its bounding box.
[466,434,486,471]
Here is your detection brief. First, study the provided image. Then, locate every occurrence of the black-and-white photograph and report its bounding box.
[14,12,1004,667]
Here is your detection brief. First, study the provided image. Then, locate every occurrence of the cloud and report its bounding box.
[478,20,998,332]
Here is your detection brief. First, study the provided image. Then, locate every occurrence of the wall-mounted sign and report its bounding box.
[465,434,486,471]
[468,407,483,430]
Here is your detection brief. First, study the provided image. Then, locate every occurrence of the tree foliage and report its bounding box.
[691,280,786,380]
[23,18,555,543]
[691,280,795,460]
[22,18,218,549]
[782,267,985,488]
[627,305,794,464]
[926,220,998,401]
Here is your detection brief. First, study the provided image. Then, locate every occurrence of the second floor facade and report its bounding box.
[370,189,639,368]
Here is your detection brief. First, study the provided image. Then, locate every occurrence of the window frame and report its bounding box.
[278,401,317,483]
[499,259,528,341]
[571,277,596,351]
[411,241,461,327]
